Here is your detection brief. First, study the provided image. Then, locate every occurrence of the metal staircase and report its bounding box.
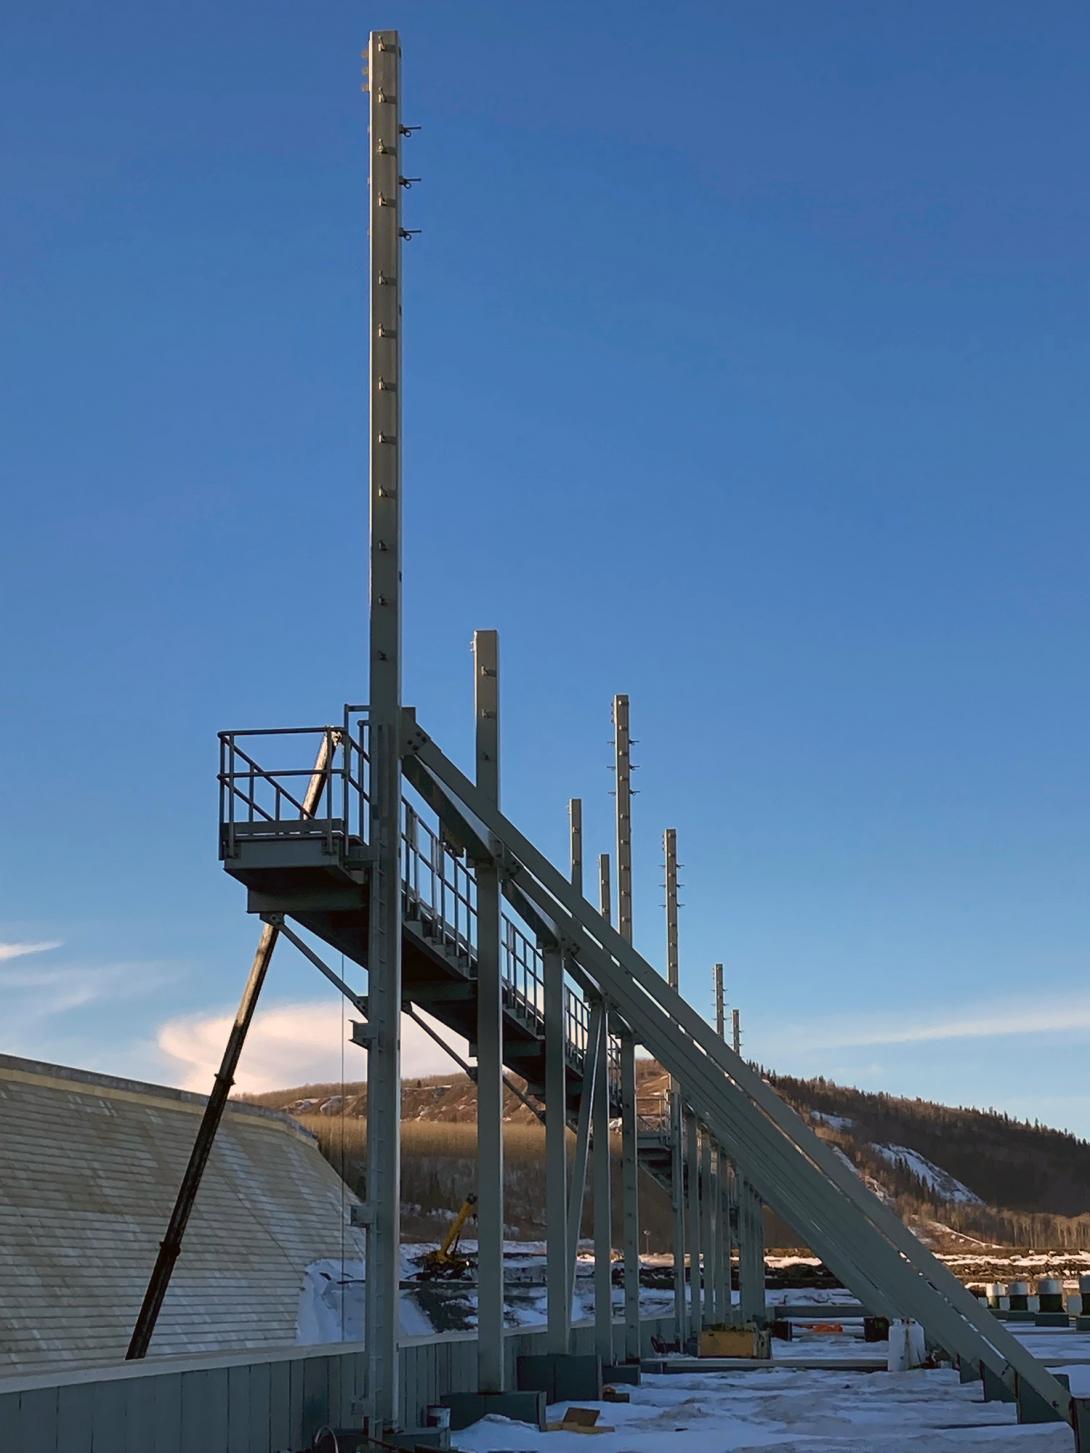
[217,709,1073,1427]
[219,719,655,1151]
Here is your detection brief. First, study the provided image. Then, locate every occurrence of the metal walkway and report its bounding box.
[216,711,1071,1425]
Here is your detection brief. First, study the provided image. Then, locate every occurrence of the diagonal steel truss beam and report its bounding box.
[404,718,1071,1420]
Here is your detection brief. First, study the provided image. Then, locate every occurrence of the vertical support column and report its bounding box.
[739,1184,767,1326]
[566,1002,599,1302]
[700,1132,713,1325]
[365,27,403,1432]
[544,939,569,1353]
[664,829,686,1348]
[709,1143,724,1326]
[591,1009,614,1365]
[473,629,505,1392]
[598,854,611,924]
[712,963,728,1324]
[563,796,590,1319]
[612,695,640,1361]
[724,1162,738,1324]
[729,1003,743,1325]
[619,1028,641,1362]
[569,798,583,893]
[731,1007,766,1325]
[686,1113,702,1336]
[612,695,633,942]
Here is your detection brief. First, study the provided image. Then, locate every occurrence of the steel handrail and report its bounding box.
[219,724,620,1097]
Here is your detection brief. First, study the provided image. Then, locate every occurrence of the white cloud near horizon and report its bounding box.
[0,940,62,962]
[770,996,1090,1055]
[0,953,164,1022]
[157,999,470,1094]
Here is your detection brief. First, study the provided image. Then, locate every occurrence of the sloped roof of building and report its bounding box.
[0,1054,364,1373]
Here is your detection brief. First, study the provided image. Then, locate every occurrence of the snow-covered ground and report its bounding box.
[454,1366,1072,1452]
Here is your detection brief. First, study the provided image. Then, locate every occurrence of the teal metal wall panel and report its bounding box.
[55,1383,93,1453]
[226,1363,249,1453]
[152,1372,183,1453]
[0,1318,680,1452]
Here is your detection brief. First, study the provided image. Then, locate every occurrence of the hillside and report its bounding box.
[242,1062,1090,1252]
[765,1071,1090,1250]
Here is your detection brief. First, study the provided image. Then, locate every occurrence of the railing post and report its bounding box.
[364,27,405,1433]
[473,628,505,1394]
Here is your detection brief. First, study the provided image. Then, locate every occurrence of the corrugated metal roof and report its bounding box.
[0,1054,365,1372]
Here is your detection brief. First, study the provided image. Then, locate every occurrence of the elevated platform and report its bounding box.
[219,723,674,1176]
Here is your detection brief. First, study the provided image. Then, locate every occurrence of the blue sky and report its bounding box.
[3,3,1088,1132]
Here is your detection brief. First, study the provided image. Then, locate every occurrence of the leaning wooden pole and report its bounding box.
[126,734,336,1359]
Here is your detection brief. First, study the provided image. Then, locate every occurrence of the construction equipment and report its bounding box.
[416,1194,478,1280]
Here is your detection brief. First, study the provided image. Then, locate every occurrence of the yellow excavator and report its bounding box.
[417,1193,478,1279]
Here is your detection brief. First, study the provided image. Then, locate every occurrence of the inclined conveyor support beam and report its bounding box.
[404,722,1072,1420]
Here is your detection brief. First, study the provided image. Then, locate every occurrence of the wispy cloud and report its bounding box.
[157,999,468,1095]
[773,997,1090,1054]
[0,951,169,1045]
[0,940,61,962]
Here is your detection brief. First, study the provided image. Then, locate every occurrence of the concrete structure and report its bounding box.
[0,1055,362,1372]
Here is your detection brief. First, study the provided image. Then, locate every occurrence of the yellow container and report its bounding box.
[697,1324,771,1359]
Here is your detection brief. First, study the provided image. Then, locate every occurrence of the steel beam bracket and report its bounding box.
[351,1020,377,1048]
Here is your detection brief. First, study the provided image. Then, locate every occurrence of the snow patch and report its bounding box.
[871,1144,982,1205]
[812,1110,856,1131]
[296,1254,435,1343]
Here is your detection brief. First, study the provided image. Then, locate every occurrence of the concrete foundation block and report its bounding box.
[440,1391,546,1432]
[1034,1312,1070,1328]
[1004,1310,1036,1323]
[603,1362,641,1386]
[1017,1372,1069,1425]
[1077,1316,1090,1333]
[516,1353,602,1402]
[1072,1395,1090,1450]
[982,1365,1017,1403]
